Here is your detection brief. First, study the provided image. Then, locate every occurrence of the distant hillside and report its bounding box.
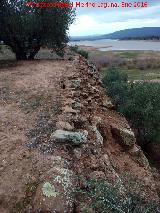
[71,27,160,41]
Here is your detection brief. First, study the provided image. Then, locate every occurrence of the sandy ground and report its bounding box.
[0,59,75,212]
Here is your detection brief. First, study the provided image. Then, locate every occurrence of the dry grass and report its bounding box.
[87,50,160,81]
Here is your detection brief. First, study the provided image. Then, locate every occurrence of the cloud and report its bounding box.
[69,1,160,36]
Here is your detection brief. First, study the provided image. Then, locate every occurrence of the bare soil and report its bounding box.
[0,59,75,212]
[0,57,159,212]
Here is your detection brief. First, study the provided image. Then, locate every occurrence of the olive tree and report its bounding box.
[0,0,75,59]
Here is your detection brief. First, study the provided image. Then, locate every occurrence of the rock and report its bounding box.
[50,130,88,145]
[92,116,102,125]
[111,126,136,147]
[91,126,103,145]
[129,145,141,155]
[50,156,64,167]
[87,62,97,71]
[64,98,75,106]
[71,116,87,129]
[56,121,74,131]
[73,148,82,159]
[87,97,92,104]
[81,92,88,99]
[91,86,99,93]
[90,171,106,179]
[87,62,100,79]
[63,106,78,114]
[129,145,150,168]
[70,79,81,89]
[33,168,76,213]
[102,99,115,110]
[120,128,136,147]
[72,101,82,110]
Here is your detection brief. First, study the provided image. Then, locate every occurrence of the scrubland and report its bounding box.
[88,50,160,81]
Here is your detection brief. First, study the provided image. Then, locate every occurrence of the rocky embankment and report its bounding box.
[33,55,159,212]
[0,54,159,212]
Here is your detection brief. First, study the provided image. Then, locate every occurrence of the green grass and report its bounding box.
[121,68,160,81]
[102,68,160,81]
[114,51,140,59]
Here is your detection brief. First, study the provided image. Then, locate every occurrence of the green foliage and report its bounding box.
[103,69,160,146]
[69,45,79,53]
[103,68,128,85]
[121,83,160,145]
[69,45,88,59]
[0,0,75,59]
[77,179,159,213]
[118,51,139,59]
[103,69,129,106]
[77,49,88,59]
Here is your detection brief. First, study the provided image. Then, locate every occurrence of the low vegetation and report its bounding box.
[103,69,160,148]
[77,179,159,213]
[89,51,160,81]
[70,45,88,59]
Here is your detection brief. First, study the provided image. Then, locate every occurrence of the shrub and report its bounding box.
[103,69,129,106]
[90,55,126,70]
[121,82,160,146]
[103,68,128,84]
[133,58,160,70]
[77,49,88,59]
[69,45,88,59]
[103,69,160,147]
[69,45,79,53]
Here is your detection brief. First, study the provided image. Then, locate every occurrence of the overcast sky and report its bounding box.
[69,0,160,36]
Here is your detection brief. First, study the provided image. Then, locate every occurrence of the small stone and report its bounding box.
[102,99,115,110]
[120,128,135,147]
[81,92,88,99]
[62,106,78,114]
[91,125,103,145]
[93,116,102,125]
[72,101,82,110]
[129,145,140,155]
[56,121,74,131]
[50,130,88,145]
[129,145,150,168]
[70,79,81,89]
[111,126,135,147]
[0,166,4,172]
[73,148,82,159]
[64,98,75,106]
[90,171,105,179]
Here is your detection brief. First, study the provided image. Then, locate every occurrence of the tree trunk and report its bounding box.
[28,45,40,60]
[16,52,27,60]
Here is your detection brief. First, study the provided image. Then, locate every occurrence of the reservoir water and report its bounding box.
[70,39,160,51]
